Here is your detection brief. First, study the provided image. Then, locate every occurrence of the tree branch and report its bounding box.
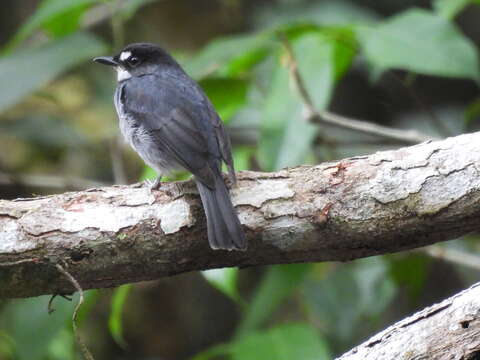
[279,34,438,145]
[422,245,480,271]
[1,132,480,298]
[337,282,480,359]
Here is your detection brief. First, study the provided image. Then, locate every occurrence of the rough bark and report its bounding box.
[1,132,480,298]
[337,282,480,360]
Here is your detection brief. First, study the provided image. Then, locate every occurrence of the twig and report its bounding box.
[422,245,480,271]
[278,33,438,145]
[0,172,107,190]
[48,294,73,314]
[48,294,58,314]
[317,111,435,144]
[81,0,165,32]
[55,263,95,360]
[0,258,39,267]
[81,0,127,30]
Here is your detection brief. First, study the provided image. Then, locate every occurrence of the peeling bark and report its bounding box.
[337,282,480,360]
[1,132,480,298]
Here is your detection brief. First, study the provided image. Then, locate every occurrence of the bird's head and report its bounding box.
[93,43,177,81]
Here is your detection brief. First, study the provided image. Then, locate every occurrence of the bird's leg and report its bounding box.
[222,172,236,189]
[144,176,162,191]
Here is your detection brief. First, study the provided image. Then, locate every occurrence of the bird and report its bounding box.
[93,43,246,251]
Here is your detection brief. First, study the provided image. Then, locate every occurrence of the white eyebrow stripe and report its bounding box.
[119,51,132,61]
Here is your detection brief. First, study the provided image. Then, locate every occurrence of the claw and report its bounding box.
[144,177,162,192]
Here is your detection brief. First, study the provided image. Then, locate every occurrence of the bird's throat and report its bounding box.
[116,67,132,81]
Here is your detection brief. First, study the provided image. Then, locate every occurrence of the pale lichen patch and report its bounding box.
[417,165,480,215]
[0,219,35,253]
[19,198,193,235]
[232,179,294,208]
[154,199,193,234]
[118,188,156,206]
[371,166,439,204]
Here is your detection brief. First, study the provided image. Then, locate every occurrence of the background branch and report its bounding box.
[279,34,438,145]
[0,172,107,191]
[337,282,480,359]
[422,245,480,271]
[1,131,480,298]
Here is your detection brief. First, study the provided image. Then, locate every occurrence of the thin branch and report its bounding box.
[279,34,438,145]
[0,172,107,190]
[55,263,95,360]
[81,0,163,31]
[0,258,39,267]
[337,282,480,359]
[422,245,480,271]
[317,111,434,144]
[81,0,127,30]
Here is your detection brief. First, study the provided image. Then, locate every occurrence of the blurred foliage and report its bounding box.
[358,8,479,81]
[108,284,132,347]
[0,0,480,359]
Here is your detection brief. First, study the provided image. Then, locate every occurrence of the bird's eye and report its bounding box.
[127,56,140,67]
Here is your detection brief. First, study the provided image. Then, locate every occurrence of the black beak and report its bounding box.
[93,56,119,66]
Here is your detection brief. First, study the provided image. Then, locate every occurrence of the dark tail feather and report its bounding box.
[195,175,246,251]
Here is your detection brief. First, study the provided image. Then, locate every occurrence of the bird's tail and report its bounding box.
[195,174,246,251]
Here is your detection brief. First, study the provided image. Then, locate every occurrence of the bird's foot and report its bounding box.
[221,173,236,189]
[144,177,162,192]
[168,182,186,199]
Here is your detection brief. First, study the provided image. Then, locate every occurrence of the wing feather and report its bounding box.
[122,74,222,187]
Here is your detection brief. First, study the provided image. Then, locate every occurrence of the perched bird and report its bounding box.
[93,43,246,251]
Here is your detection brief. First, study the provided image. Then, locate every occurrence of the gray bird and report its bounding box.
[93,43,246,251]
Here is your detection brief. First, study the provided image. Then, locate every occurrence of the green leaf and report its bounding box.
[465,97,480,130]
[388,253,430,301]
[236,264,311,337]
[199,77,249,122]
[434,0,472,19]
[184,33,273,79]
[140,166,157,181]
[3,296,76,359]
[304,258,396,346]
[254,0,378,30]
[0,115,86,148]
[358,9,480,81]
[324,27,358,80]
[42,2,93,37]
[202,268,239,301]
[222,47,271,77]
[191,343,231,360]
[232,146,255,171]
[0,331,15,358]
[0,32,107,113]
[47,328,75,360]
[109,284,132,347]
[259,30,354,171]
[5,0,98,49]
[232,324,331,360]
[120,0,157,20]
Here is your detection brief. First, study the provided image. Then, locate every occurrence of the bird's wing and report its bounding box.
[212,112,236,183]
[121,74,221,188]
